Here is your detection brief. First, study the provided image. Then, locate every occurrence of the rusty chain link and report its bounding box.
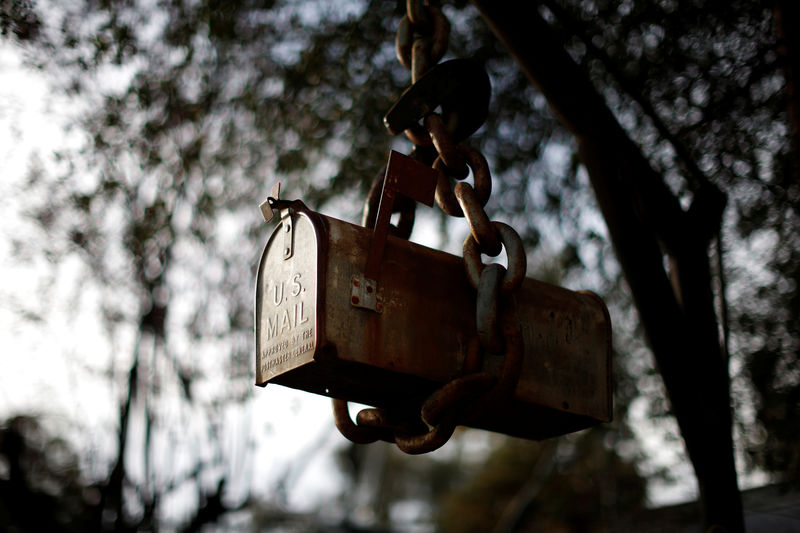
[464,221,527,292]
[395,1,449,83]
[456,181,501,256]
[333,0,528,454]
[477,263,504,354]
[434,146,491,217]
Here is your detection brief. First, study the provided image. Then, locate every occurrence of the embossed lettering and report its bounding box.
[296,301,308,325]
[291,274,302,297]
[260,328,315,375]
[266,316,278,339]
[261,269,314,359]
[265,301,309,341]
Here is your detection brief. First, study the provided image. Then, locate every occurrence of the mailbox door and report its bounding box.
[255,210,322,385]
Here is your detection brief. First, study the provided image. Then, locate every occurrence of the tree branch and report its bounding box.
[775,0,800,179]
[471,2,743,530]
[540,0,713,192]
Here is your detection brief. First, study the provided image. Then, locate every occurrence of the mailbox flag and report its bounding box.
[384,150,437,207]
[366,151,439,281]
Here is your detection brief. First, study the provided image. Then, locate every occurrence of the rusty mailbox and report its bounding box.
[255,167,612,442]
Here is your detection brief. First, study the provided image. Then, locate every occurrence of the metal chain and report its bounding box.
[333,0,528,454]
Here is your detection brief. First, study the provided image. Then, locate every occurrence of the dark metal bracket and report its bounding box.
[260,182,309,261]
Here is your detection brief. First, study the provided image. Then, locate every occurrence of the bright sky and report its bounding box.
[0,45,74,412]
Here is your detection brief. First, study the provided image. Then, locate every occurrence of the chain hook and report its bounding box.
[338,0,528,455]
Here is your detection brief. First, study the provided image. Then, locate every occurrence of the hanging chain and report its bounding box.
[333,0,527,454]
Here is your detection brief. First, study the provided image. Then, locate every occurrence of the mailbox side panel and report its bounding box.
[514,284,612,423]
[317,215,476,407]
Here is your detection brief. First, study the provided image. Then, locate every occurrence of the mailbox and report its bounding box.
[255,200,612,441]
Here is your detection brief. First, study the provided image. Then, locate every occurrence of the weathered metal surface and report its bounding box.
[255,208,318,383]
[255,205,612,441]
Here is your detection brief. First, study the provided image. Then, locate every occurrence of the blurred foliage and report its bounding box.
[0,416,98,532]
[2,0,799,530]
[330,420,647,532]
[0,0,41,42]
[437,433,646,533]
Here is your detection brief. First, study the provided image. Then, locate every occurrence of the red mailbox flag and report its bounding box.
[365,151,438,281]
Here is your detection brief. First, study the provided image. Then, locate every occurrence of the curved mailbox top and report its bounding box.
[255,210,320,385]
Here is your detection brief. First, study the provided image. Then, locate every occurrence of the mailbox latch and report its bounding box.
[260,182,296,261]
[281,213,293,260]
[350,274,382,313]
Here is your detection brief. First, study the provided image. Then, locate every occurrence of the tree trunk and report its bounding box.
[775,0,800,179]
[471,2,744,531]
